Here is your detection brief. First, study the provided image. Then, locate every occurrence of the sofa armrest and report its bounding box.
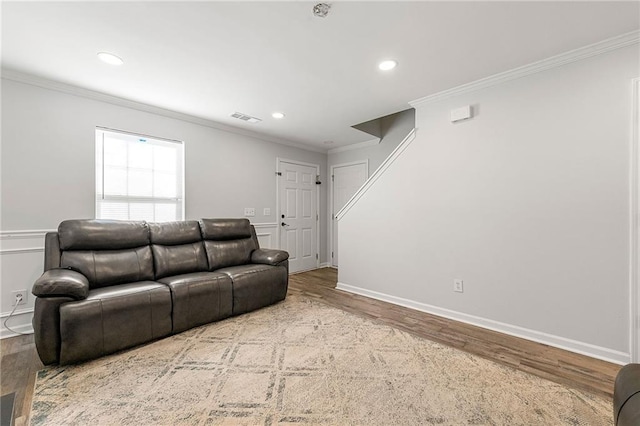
[615,364,640,426]
[251,249,289,266]
[32,268,89,300]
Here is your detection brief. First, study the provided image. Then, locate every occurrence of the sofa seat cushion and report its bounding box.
[58,281,172,365]
[158,272,233,333]
[216,264,288,315]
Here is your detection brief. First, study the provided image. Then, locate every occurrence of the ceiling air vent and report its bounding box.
[230,112,262,124]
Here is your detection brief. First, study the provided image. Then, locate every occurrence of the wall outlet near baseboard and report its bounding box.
[11,290,27,306]
[453,279,464,293]
[244,207,255,217]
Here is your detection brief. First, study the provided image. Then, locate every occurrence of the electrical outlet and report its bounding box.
[11,289,27,306]
[244,207,255,217]
[453,279,464,293]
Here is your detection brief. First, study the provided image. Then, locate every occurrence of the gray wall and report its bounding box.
[1,78,327,231]
[328,109,415,176]
[338,45,638,363]
[0,78,328,332]
[327,108,415,263]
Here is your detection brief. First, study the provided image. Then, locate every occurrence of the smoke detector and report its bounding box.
[313,3,331,18]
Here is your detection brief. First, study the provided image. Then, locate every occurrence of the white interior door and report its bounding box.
[278,160,318,273]
[332,162,368,267]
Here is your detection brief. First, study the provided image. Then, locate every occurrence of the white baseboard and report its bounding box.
[319,262,331,268]
[337,282,630,365]
[1,309,34,339]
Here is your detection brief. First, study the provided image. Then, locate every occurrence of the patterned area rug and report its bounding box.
[31,295,612,425]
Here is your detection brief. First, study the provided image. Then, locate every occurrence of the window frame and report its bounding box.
[95,127,185,222]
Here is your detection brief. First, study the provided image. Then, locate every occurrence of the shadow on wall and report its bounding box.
[352,108,415,140]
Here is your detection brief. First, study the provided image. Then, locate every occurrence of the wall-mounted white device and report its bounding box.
[450,105,473,123]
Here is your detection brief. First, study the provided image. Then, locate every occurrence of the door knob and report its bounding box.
[281,222,290,227]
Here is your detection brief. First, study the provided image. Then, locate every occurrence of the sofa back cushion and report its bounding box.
[200,218,258,270]
[149,221,208,279]
[58,219,150,250]
[58,220,153,289]
[61,247,154,288]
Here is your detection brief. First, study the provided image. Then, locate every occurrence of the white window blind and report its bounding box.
[95,128,184,222]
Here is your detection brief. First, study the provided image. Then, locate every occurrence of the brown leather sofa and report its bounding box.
[31,218,289,365]
[614,364,640,425]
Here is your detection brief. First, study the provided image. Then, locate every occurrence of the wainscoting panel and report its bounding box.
[0,230,51,338]
[253,222,278,249]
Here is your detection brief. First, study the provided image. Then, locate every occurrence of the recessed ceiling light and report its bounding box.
[378,60,397,71]
[97,52,124,66]
[272,112,285,119]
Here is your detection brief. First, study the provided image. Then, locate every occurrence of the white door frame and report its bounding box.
[631,78,640,362]
[276,157,321,271]
[329,160,369,268]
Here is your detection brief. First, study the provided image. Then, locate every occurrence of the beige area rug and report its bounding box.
[31,295,612,425]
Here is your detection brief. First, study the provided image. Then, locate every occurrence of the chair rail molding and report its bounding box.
[0,229,52,253]
[0,247,45,255]
[0,229,54,239]
[252,222,278,229]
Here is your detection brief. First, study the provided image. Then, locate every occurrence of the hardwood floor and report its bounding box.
[0,267,620,424]
[288,267,621,400]
[0,333,43,426]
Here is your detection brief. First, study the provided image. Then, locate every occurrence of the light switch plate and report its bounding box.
[244,208,255,217]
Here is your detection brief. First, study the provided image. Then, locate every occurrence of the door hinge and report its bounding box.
[276,172,282,176]
[331,174,334,182]
[331,251,334,258]
[316,213,319,221]
[332,214,335,220]
[315,253,319,260]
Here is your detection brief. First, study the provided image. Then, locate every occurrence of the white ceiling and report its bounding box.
[2,1,639,151]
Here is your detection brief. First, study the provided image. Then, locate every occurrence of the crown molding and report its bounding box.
[327,138,380,154]
[410,30,640,108]
[1,69,327,154]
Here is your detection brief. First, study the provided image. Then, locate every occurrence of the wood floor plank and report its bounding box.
[288,267,621,400]
[0,267,620,424]
[1,333,43,424]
